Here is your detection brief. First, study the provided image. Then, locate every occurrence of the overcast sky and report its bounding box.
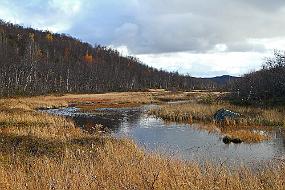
[1,0,285,77]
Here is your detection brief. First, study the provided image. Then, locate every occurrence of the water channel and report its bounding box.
[41,104,285,167]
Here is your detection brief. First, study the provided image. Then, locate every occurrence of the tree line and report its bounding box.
[0,20,217,97]
[230,50,285,105]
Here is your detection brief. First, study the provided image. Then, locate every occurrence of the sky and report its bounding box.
[1,0,285,77]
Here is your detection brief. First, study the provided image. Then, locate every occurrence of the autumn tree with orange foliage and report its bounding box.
[46,33,53,42]
[83,51,93,63]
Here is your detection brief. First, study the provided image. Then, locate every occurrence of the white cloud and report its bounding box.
[49,0,82,16]
[211,44,228,53]
[0,0,83,32]
[0,3,21,24]
[136,51,269,77]
[110,45,130,57]
[248,38,285,51]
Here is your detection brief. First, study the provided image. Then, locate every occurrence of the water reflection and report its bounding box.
[42,106,285,166]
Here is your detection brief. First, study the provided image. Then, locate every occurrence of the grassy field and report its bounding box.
[0,92,284,189]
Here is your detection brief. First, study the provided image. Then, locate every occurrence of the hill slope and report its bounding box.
[0,20,216,96]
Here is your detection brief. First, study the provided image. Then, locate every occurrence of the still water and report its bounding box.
[42,105,285,166]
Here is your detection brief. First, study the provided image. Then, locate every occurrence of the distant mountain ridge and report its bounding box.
[206,75,240,86]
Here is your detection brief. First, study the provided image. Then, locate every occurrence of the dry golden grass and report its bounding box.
[150,102,285,127]
[149,102,216,123]
[0,93,284,189]
[56,92,159,106]
[221,129,270,143]
[0,97,68,111]
[78,102,142,111]
[32,91,208,112]
[0,98,82,141]
[149,94,285,143]
[0,137,284,190]
[154,92,193,102]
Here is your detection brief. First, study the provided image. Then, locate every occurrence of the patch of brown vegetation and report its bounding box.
[1,141,284,190]
[223,130,270,143]
[0,93,284,189]
[41,91,214,111]
[78,102,142,111]
[150,102,285,127]
[150,92,285,143]
[59,92,158,105]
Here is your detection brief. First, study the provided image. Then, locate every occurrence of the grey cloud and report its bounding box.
[1,0,285,54]
[238,0,285,11]
[226,42,266,53]
[110,0,285,54]
[114,23,139,47]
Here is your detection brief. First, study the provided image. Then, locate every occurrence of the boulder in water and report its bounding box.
[213,108,240,121]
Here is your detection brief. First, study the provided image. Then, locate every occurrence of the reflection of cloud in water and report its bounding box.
[120,120,131,134]
[42,106,285,167]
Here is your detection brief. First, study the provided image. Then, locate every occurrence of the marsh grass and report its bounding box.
[150,102,285,126]
[221,129,270,143]
[59,92,159,106]
[154,92,193,102]
[0,94,284,189]
[150,102,285,127]
[149,100,284,143]
[0,137,284,190]
[53,91,207,112]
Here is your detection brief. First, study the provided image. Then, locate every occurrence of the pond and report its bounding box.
[41,105,285,167]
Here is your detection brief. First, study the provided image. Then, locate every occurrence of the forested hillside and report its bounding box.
[0,20,216,96]
[231,50,285,105]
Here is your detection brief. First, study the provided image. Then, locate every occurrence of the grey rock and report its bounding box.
[213,108,240,121]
